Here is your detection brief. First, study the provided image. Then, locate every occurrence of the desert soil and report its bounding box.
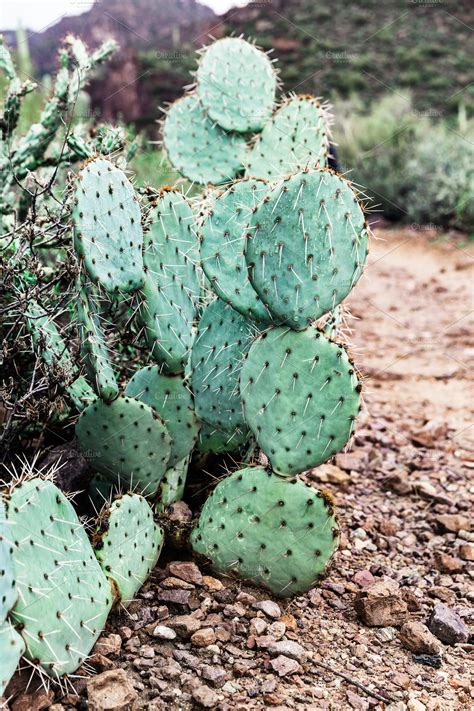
[4,228,473,710]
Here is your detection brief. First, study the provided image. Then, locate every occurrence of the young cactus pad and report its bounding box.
[163,94,247,185]
[199,178,272,322]
[72,158,144,293]
[245,95,330,179]
[196,38,277,133]
[158,456,190,510]
[125,366,199,465]
[191,467,339,597]
[191,299,255,435]
[5,478,112,677]
[76,396,172,494]
[0,621,25,696]
[245,168,368,329]
[94,493,163,603]
[240,327,361,475]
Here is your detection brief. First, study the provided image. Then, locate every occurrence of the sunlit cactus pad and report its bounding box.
[240,327,360,474]
[125,366,199,465]
[73,158,144,293]
[199,178,272,322]
[94,493,163,603]
[245,95,331,179]
[76,395,172,494]
[0,621,25,695]
[196,38,277,133]
[246,168,368,329]
[5,478,112,677]
[191,466,339,597]
[0,501,17,623]
[163,94,247,185]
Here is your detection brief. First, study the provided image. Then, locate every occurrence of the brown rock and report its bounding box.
[270,655,301,677]
[411,420,447,447]
[87,669,137,711]
[202,575,224,591]
[253,600,281,619]
[354,578,408,627]
[191,628,216,647]
[168,561,203,586]
[382,471,412,495]
[353,570,375,587]
[192,685,219,708]
[155,588,191,606]
[309,463,350,484]
[429,603,469,645]
[201,664,227,688]
[11,690,54,711]
[434,514,471,533]
[459,543,474,561]
[249,617,267,636]
[268,640,306,660]
[167,614,201,638]
[392,672,411,690]
[433,551,464,573]
[399,621,441,654]
[346,689,369,710]
[94,633,122,657]
[335,451,367,471]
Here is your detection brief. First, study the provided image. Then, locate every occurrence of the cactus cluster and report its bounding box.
[1,33,371,691]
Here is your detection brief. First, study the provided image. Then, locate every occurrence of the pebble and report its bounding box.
[202,575,224,591]
[167,614,201,638]
[168,561,203,586]
[249,618,267,636]
[87,669,137,711]
[399,621,441,654]
[429,603,469,645]
[200,664,227,688]
[191,628,216,647]
[270,655,301,676]
[353,570,375,587]
[268,621,286,639]
[268,640,306,660]
[253,600,281,619]
[433,551,464,573]
[434,514,471,533]
[152,625,177,641]
[459,542,474,560]
[354,578,408,626]
[94,633,122,657]
[192,685,219,708]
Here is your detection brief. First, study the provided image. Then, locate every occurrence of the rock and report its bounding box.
[429,603,469,645]
[89,653,116,672]
[354,578,408,627]
[168,561,203,586]
[253,600,281,619]
[201,664,227,688]
[411,420,447,447]
[382,471,412,495]
[166,614,201,638]
[459,543,474,561]
[433,551,464,573]
[335,451,367,471]
[268,621,286,640]
[249,617,267,636]
[309,463,349,484]
[407,698,426,711]
[94,633,122,656]
[152,625,177,640]
[268,640,306,660]
[375,626,396,642]
[353,570,375,587]
[434,514,471,534]
[346,689,370,710]
[202,575,224,591]
[191,628,216,647]
[269,655,301,676]
[192,685,219,708]
[87,669,138,711]
[11,689,54,711]
[399,621,441,654]
[140,645,155,658]
[155,588,191,606]
[392,672,410,690]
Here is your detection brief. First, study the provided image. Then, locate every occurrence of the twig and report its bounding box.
[309,656,397,704]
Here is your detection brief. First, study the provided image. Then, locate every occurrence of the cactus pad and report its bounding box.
[0,501,16,623]
[200,178,272,322]
[6,478,112,677]
[196,38,277,133]
[245,95,330,179]
[163,94,247,185]
[76,396,172,495]
[125,366,199,465]
[158,456,189,509]
[0,621,25,695]
[94,493,163,603]
[191,467,339,597]
[73,157,144,293]
[246,169,368,329]
[191,299,255,434]
[197,422,250,455]
[240,327,360,474]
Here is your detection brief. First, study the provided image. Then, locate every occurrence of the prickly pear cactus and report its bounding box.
[163,94,247,185]
[197,421,250,455]
[158,456,190,509]
[0,621,25,696]
[72,158,144,293]
[191,467,339,597]
[76,396,172,494]
[245,95,331,179]
[94,493,163,603]
[196,38,277,133]
[0,501,17,623]
[125,366,199,465]
[5,478,112,677]
[199,178,272,322]
[240,327,361,475]
[245,168,368,329]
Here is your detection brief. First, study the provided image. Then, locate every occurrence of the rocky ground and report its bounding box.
[3,229,473,710]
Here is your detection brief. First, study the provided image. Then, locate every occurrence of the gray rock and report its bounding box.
[201,664,227,688]
[252,600,281,619]
[152,625,177,641]
[429,603,469,645]
[192,685,219,708]
[268,640,306,660]
[269,654,301,676]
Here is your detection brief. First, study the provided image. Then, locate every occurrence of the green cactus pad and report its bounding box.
[191,299,256,433]
[6,478,112,677]
[191,467,339,597]
[245,169,368,329]
[67,376,96,411]
[196,38,277,133]
[240,327,360,474]
[162,94,247,185]
[72,157,144,293]
[200,178,273,322]
[0,501,17,623]
[158,456,189,509]
[76,285,118,402]
[140,189,199,373]
[245,95,330,179]
[0,620,25,696]
[197,422,250,455]
[94,493,163,603]
[76,396,172,495]
[125,366,199,465]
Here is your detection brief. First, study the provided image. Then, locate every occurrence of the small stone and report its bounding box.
[268,621,286,640]
[346,689,369,710]
[167,614,201,638]
[160,576,195,590]
[89,653,116,672]
[433,551,463,573]
[429,603,469,645]
[309,463,349,484]
[354,578,408,627]
[392,672,411,690]
[411,420,447,447]
[353,570,375,587]
[280,613,297,632]
[202,575,224,591]
[94,634,122,657]
[201,664,227,688]
[152,625,177,640]
[249,618,267,636]
[156,588,191,606]
[192,685,219,708]
[399,621,441,654]
[270,655,301,676]
[434,514,471,534]
[382,471,412,495]
[375,626,396,642]
[168,561,203,586]
[191,628,216,647]
[11,690,54,711]
[268,640,306,660]
[335,451,367,471]
[253,600,281,619]
[87,669,138,711]
[141,645,155,659]
[407,698,426,711]
[459,543,474,560]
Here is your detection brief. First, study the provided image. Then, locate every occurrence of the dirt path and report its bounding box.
[5,230,473,710]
